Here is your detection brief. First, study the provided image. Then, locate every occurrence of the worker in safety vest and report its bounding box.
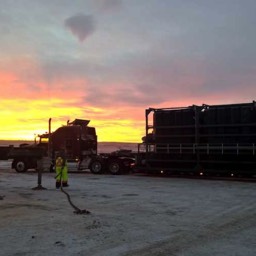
[55,149,69,188]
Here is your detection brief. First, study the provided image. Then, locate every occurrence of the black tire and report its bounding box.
[108,160,122,175]
[13,159,28,172]
[90,160,103,174]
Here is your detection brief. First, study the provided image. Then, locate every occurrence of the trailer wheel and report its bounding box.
[13,160,28,172]
[108,160,121,175]
[90,160,103,174]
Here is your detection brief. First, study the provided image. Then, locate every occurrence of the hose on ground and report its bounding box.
[55,169,90,215]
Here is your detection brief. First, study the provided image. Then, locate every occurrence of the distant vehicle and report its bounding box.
[135,101,256,177]
[0,119,134,174]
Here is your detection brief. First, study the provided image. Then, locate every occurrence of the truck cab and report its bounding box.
[50,119,97,161]
[10,119,97,172]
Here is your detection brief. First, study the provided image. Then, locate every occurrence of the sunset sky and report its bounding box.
[0,0,256,142]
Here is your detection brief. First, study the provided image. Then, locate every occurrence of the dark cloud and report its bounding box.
[64,14,95,42]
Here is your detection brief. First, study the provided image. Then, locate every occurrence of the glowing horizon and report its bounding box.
[0,97,145,142]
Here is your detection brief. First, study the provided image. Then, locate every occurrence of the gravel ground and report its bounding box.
[0,163,255,256]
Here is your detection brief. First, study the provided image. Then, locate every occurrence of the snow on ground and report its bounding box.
[0,163,255,256]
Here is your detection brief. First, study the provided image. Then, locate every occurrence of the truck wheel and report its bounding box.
[108,160,121,175]
[90,160,103,174]
[13,160,28,172]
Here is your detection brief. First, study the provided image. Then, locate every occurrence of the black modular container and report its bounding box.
[138,101,256,175]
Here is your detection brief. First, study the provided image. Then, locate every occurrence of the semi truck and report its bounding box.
[0,119,134,174]
[135,101,256,177]
[1,101,255,177]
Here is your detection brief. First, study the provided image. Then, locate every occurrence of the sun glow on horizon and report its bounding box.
[0,97,144,143]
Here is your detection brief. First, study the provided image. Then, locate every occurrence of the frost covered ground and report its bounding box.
[0,162,255,256]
